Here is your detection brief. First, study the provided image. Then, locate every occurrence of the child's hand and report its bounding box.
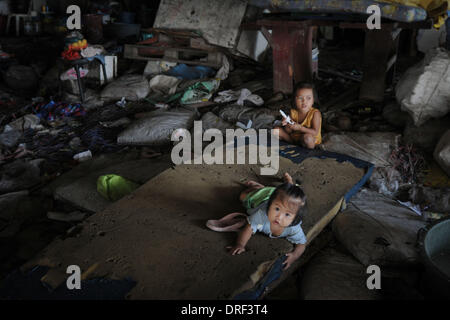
[287,122,302,131]
[227,245,246,255]
[283,252,300,270]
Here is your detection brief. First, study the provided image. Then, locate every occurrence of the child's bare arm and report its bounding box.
[288,112,321,136]
[283,243,306,270]
[281,118,294,133]
[227,223,253,255]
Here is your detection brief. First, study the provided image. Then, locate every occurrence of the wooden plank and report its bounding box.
[359,29,393,102]
[125,55,221,68]
[259,198,344,299]
[123,44,222,68]
[125,44,219,54]
[241,19,433,30]
[292,26,313,85]
[256,19,311,28]
[272,25,293,93]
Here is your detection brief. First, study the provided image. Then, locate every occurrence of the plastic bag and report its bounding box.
[216,104,277,129]
[200,112,233,134]
[180,80,220,105]
[97,174,140,201]
[117,109,196,146]
[100,75,150,102]
[434,129,450,177]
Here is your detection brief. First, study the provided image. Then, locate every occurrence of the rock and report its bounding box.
[0,159,44,195]
[396,48,450,126]
[403,115,450,152]
[382,102,409,128]
[321,132,400,167]
[4,65,38,92]
[433,129,450,177]
[332,188,426,267]
[299,247,381,300]
[100,75,150,102]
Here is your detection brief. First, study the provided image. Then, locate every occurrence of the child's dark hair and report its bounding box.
[294,81,315,92]
[267,181,307,226]
[291,81,317,109]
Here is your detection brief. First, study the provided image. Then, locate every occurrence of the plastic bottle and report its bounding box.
[73,150,92,162]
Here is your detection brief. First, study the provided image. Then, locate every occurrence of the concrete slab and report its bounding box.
[18,151,365,299]
[154,0,247,49]
[43,152,172,213]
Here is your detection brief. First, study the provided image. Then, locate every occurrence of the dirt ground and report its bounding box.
[20,148,365,299]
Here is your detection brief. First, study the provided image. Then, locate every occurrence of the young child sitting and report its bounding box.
[227,173,307,270]
[274,82,322,149]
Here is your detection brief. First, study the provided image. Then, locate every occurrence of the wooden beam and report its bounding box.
[359,29,393,102]
[255,19,312,28]
[241,19,432,30]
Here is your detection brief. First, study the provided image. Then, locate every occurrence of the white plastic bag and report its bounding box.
[100,75,150,102]
[117,110,196,146]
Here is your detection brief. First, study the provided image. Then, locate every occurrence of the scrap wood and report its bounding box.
[142,28,202,40]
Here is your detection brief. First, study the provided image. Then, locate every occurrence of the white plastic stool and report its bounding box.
[6,14,29,36]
